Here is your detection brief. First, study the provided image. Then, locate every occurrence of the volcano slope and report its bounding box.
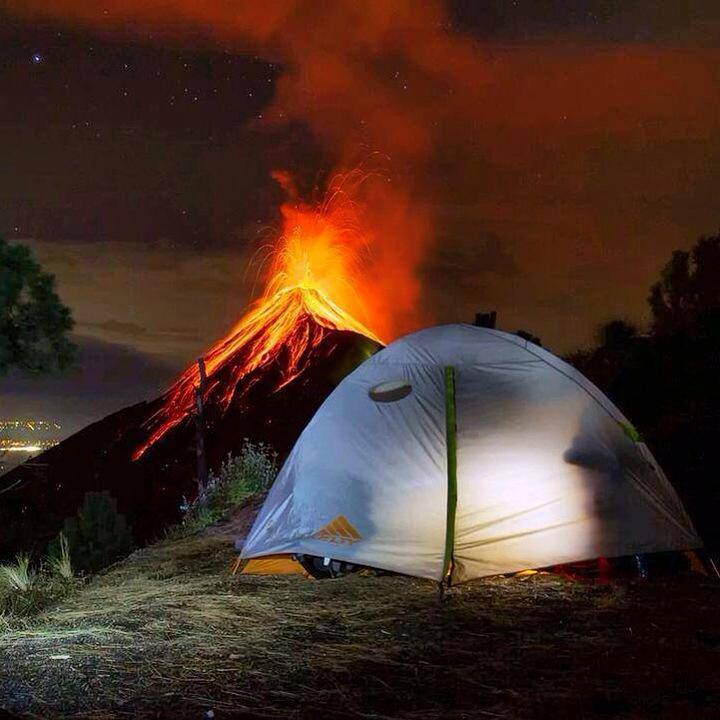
[0,287,380,558]
[0,499,719,720]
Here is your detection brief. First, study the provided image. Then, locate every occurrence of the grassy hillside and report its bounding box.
[1,522,719,719]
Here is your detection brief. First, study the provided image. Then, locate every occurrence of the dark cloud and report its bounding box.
[22,238,255,366]
[83,319,149,338]
[426,232,519,285]
[0,17,284,248]
[82,319,202,344]
[1,334,179,437]
[453,1,720,45]
[480,236,519,278]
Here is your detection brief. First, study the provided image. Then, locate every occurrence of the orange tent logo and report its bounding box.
[312,515,362,544]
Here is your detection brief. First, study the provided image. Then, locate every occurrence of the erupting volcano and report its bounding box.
[0,172,385,556]
[134,171,383,459]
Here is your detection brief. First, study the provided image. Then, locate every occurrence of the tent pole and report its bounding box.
[442,366,458,587]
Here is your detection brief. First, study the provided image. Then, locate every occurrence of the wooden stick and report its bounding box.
[194,357,208,496]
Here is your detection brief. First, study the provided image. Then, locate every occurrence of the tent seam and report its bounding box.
[484,329,624,425]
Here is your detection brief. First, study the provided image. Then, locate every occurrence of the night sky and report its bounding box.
[1,1,720,435]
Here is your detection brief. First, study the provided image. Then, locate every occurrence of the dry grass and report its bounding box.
[47,533,74,582]
[0,530,718,719]
[0,555,34,594]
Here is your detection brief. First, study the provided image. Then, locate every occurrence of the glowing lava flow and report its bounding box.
[133,176,382,460]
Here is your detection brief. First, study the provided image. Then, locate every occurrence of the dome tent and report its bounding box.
[240,324,700,583]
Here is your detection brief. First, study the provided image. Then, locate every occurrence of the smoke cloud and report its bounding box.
[7,1,720,340]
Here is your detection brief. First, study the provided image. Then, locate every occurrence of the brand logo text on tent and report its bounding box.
[313,515,362,544]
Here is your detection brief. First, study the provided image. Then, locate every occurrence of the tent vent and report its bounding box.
[369,380,412,403]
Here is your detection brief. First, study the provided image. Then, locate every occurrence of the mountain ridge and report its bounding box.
[0,298,381,558]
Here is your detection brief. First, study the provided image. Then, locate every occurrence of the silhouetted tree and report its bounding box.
[60,491,134,573]
[571,231,720,551]
[597,319,638,349]
[0,236,76,376]
[649,232,720,339]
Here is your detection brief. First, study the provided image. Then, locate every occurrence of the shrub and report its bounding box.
[209,441,278,502]
[47,532,73,580]
[0,552,75,621]
[62,491,134,573]
[177,440,278,535]
[0,555,35,594]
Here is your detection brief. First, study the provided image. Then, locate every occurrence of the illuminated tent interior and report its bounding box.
[238,324,701,583]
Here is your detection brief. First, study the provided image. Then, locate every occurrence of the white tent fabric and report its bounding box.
[241,324,700,583]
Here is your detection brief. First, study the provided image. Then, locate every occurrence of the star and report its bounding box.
[31,52,44,65]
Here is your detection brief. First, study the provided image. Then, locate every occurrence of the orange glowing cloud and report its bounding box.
[7,1,720,344]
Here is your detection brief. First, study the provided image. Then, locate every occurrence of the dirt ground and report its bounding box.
[1,527,719,720]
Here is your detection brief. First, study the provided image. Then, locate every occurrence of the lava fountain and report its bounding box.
[133,172,383,460]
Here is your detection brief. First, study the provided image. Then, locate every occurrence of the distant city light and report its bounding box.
[0,420,61,431]
[0,419,61,464]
